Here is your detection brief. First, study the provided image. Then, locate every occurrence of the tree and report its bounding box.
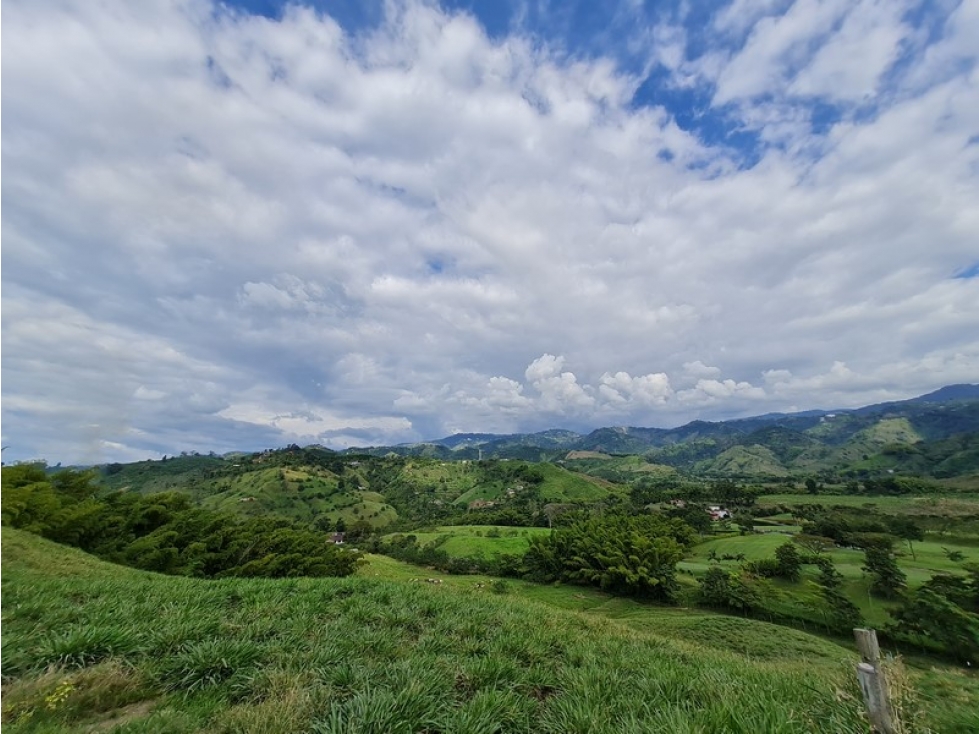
[863,544,907,598]
[805,477,818,495]
[793,534,835,556]
[667,505,712,534]
[887,516,924,561]
[334,517,347,533]
[345,518,373,543]
[699,566,759,613]
[944,547,966,563]
[522,513,690,601]
[813,557,861,632]
[775,542,802,582]
[888,588,979,663]
[733,511,755,535]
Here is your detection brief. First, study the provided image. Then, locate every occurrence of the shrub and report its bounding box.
[744,558,781,578]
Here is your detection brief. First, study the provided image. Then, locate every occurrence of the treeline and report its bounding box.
[629,477,762,509]
[522,513,695,601]
[2,465,361,579]
[377,512,696,603]
[698,531,979,664]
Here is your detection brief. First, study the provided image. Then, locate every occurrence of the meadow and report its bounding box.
[382,525,551,559]
[1,528,910,734]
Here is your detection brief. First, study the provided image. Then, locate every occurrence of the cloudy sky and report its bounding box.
[2,0,978,464]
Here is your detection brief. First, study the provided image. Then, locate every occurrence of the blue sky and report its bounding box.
[2,0,978,463]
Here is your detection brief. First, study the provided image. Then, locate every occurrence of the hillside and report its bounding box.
[96,450,613,528]
[343,385,979,480]
[0,528,893,733]
[6,527,979,732]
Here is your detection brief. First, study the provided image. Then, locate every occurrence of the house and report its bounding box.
[707,506,731,520]
[669,499,687,509]
[329,532,345,544]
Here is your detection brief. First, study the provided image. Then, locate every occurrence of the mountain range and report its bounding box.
[346,384,979,478]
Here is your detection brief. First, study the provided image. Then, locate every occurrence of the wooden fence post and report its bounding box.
[853,628,898,734]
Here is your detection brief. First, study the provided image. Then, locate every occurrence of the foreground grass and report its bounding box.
[1,529,890,734]
[361,554,979,733]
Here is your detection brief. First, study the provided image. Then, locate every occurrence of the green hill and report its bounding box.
[695,445,789,478]
[7,527,979,732]
[96,452,614,529]
[0,528,880,733]
[338,388,979,481]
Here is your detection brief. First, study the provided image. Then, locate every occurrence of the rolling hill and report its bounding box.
[96,448,615,528]
[345,385,979,479]
[0,528,897,733]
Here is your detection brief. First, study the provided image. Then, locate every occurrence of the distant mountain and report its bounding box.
[89,386,978,527]
[344,385,979,478]
[852,384,979,414]
[906,383,979,403]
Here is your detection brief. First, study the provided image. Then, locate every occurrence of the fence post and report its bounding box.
[853,628,898,734]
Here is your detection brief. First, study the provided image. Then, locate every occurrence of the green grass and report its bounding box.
[6,528,978,733]
[387,525,552,559]
[358,552,979,732]
[0,528,914,733]
[686,533,793,563]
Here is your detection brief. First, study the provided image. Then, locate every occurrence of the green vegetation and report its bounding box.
[6,387,979,731]
[522,513,694,600]
[2,465,361,579]
[3,528,887,734]
[384,525,551,560]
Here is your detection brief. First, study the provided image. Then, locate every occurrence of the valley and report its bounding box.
[4,385,979,732]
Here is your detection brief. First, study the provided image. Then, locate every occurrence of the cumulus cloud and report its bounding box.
[1,0,977,462]
[598,371,673,407]
[523,354,595,413]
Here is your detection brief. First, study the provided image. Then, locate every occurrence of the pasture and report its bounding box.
[385,525,551,559]
[4,528,909,734]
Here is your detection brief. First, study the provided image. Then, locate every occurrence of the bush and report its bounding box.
[699,566,760,612]
[744,558,781,578]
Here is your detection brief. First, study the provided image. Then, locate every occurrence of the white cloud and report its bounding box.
[598,371,673,406]
[683,361,722,379]
[712,0,853,105]
[524,354,595,412]
[788,0,910,102]
[2,0,977,461]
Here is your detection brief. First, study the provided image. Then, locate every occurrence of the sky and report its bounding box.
[2,0,978,464]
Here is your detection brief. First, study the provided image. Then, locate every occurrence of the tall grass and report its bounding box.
[3,528,970,733]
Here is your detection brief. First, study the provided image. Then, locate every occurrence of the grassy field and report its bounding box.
[386,525,552,559]
[194,467,399,529]
[357,553,979,733]
[6,528,941,734]
[757,493,979,517]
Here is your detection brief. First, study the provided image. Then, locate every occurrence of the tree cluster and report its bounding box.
[522,512,694,601]
[887,565,979,664]
[2,465,362,579]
